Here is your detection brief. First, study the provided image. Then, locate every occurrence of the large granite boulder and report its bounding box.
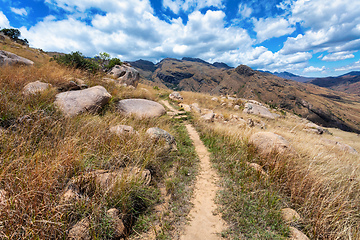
[55,86,111,116]
[109,65,139,88]
[117,99,166,119]
[243,102,279,119]
[249,132,291,155]
[0,50,34,66]
[22,81,52,96]
[146,127,177,151]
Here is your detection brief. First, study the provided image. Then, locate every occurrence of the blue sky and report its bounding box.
[1,0,360,77]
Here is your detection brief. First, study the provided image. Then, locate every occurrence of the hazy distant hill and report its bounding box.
[128,57,360,133]
[272,71,314,83]
[308,71,360,96]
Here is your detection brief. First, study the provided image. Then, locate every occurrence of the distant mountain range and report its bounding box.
[127,57,360,133]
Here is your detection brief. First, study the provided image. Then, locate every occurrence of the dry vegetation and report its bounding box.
[182,90,360,239]
[0,53,199,238]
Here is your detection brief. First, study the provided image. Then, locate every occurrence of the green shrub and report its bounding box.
[51,51,100,73]
[105,58,122,70]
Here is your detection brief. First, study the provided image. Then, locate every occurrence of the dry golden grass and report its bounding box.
[186,91,360,239]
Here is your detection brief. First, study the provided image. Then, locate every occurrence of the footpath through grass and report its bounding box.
[194,121,289,239]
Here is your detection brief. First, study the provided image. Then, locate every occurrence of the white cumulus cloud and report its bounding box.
[335,60,360,71]
[10,7,28,16]
[304,66,326,73]
[253,17,295,43]
[237,3,252,18]
[0,11,10,28]
[163,0,224,14]
[322,51,355,61]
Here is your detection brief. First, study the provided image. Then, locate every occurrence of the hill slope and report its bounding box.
[308,71,360,96]
[129,58,360,133]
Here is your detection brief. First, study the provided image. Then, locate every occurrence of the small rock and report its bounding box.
[179,104,191,112]
[0,189,7,206]
[281,208,301,223]
[117,99,166,119]
[146,127,177,151]
[68,218,91,240]
[246,162,269,177]
[304,123,324,135]
[60,189,80,204]
[211,97,218,102]
[190,103,201,114]
[201,112,215,122]
[169,92,183,102]
[109,125,138,136]
[243,103,279,119]
[58,81,83,92]
[55,86,111,117]
[107,208,125,238]
[289,226,310,240]
[249,132,292,155]
[247,118,255,127]
[234,105,240,110]
[23,81,52,96]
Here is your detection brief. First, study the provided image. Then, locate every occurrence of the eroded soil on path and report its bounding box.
[179,124,227,240]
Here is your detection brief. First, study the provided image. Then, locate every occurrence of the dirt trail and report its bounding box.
[180,124,227,240]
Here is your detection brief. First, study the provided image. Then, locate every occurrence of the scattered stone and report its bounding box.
[169,92,183,102]
[247,118,255,127]
[201,112,215,122]
[190,103,201,114]
[117,99,166,119]
[211,97,218,102]
[289,226,310,240]
[221,102,226,107]
[146,127,177,151]
[234,105,240,110]
[167,112,177,116]
[281,208,301,223]
[107,208,125,238]
[179,103,191,112]
[68,168,151,196]
[174,115,188,120]
[109,125,138,136]
[215,113,224,121]
[227,96,237,101]
[249,132,291,155]
[109,65,140,88]
[55,86,111,117]
[58,81,87,92]
[60,189,80,204]
[304,122,324,135]
[321,139,358,154]
[246,162,269,177]
[0,50,34,66]
[243,103,279,119]
[68,218,91,240]
[22,81,52,96]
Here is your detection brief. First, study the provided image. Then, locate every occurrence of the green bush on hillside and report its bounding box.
[51,51,100,73]
[0,28,29,45]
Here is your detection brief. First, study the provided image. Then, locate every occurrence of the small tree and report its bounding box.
[0,28,21,39]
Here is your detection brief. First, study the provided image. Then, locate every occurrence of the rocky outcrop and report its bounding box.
[117,99,166,119]
[243,102,279,119]
[55,86,111,116]
[109,65,140,88]
[22,81,52,96]
[249,132,291,155]
[169,92,183,102]
[146,127,177,151]
[190,103,201,114]
[0,50,34,66]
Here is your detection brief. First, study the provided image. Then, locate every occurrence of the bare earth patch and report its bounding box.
[180,124,227,240]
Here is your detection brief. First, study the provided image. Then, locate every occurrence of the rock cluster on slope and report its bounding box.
[0,50,34,66]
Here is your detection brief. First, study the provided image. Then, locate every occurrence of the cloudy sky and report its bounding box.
[1,0,360,77]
